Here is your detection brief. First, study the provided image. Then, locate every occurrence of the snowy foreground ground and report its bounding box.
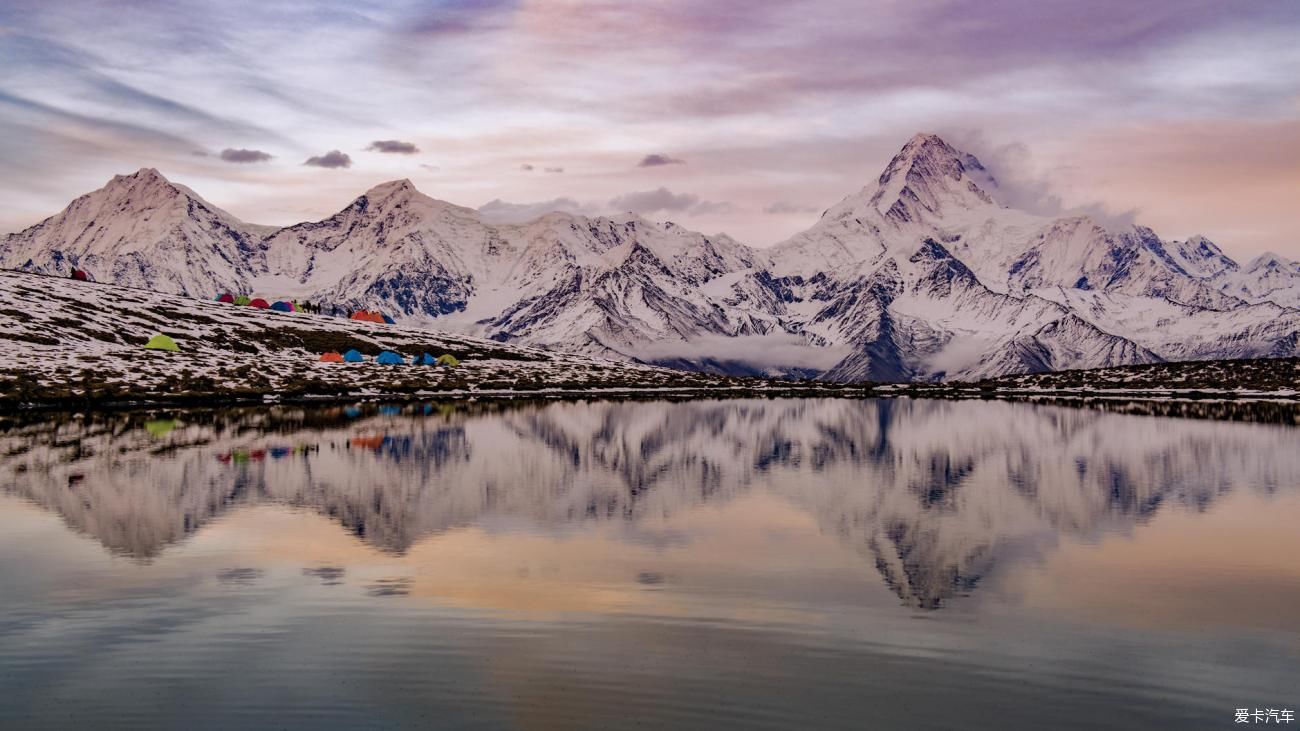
[0,269,1296,409]
[0,270,780,407]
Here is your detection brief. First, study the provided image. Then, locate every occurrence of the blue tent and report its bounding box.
[411,352,436,365]
[270,301,293,313]
[382,314,396,324]
[376,350,404,364]
[343,349,365,362]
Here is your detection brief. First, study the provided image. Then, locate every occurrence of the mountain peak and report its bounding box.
[366,178,416,194]
[869,133,997,219]
[1246,251,1296,272]
[356,178,434,210]
[106,167,174,190]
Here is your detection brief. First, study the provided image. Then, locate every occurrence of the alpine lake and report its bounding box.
[2,397,1297,730]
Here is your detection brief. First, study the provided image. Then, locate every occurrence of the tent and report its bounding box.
[271,300,295,313]
[416,353,437,365]
[144,419,176,437]
[376,350,404,364]
[144,334,180,352]
[216,293,236,303]
[234,295,251,306]
[319,351,344,363]
[71,269,89,281]
[381,314,396,324]
[436,353,460,367]
[249,298,270,309]
[343,349,365,362]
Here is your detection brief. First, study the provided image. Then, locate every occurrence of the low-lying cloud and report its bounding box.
[367,139,420,154]
[303,150,352,169]
[631,333,849,373]
[608,187,735,217]
[219,148,272,163]
[945,132,1139,230]
[609,187,698,213]
[477,196,593,223]
[764,201,820,215]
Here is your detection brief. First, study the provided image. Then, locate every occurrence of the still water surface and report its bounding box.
[1,398,1297,730]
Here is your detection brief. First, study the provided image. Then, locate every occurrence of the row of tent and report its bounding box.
[215,293,297,312]
[216,295,395,323]
[321,350,459,366]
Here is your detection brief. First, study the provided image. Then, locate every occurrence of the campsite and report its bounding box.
[0,269,768,408]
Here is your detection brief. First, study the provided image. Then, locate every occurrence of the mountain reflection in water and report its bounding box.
[4,398,1298,611]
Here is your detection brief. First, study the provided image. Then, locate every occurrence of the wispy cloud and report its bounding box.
[638,153,684,167]
[367,139,420,154]
[219,148,272,163]
[303,150,352,169]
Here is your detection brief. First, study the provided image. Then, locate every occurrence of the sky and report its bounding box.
[1,0,1298,258]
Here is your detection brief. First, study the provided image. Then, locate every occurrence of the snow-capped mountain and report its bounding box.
[1212,251,1300,309]
[3,134,1297,381]
[0,168,274,297]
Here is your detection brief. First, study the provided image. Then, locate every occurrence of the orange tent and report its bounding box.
[350,310,386,323]
[319,351,344,363]
[350,435,386,450]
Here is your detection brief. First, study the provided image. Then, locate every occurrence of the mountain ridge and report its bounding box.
[4,134,1298,381]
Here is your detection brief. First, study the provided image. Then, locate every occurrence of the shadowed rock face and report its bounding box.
[4,398,1299,609]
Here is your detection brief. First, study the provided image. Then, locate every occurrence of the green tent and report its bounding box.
[436,353,459,367]
[145,419,177,437]
[234,295,251,306]
[144,334,180,352]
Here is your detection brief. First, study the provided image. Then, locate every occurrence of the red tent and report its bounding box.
[216,293,236,303]
[249,298,270,309]
[71,269,89,281]
[319,351,344,363]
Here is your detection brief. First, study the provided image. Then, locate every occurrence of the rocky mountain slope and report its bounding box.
[0,270,778,408]
[4,134,1298,381]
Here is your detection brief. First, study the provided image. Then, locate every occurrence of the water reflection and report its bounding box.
[4,398,1298,611]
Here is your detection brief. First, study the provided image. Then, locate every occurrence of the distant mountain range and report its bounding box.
[3,133,1298,381]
